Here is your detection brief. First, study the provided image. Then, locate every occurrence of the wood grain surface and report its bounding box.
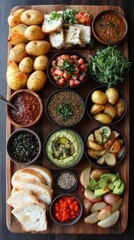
[6,4,129,235]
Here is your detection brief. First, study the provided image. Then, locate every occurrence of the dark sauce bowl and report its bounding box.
[7,128,41,165]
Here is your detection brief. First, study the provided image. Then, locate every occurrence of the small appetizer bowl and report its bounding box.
[84,126,126,169]
[85,86,127,125]
[45,89,85,127]
[7,89,43,128]
[47,51,89,88]
[49,194,83,226]
[92,10,128,45]
[7,128,41,165]
[55,170,78,193]
[43,128,84,169]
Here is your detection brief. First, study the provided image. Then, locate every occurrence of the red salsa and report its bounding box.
[94,12,127,44]
[10,92,40,125]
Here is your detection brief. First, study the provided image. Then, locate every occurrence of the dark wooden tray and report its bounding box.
[6,5,129,234]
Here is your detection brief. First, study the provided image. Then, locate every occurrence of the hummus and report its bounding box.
[45,129,84,168]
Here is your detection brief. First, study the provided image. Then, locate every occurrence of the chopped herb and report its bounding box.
[56,102,73,121]
[63,9,79,24]
[60,59,76,76]
[50,11,62,20]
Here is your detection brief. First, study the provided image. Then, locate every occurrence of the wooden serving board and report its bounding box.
[6,5,129,234]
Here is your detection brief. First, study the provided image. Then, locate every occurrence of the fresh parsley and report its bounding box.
[50,11,62,20]
[63,9,79,24]
[56,102,73,120]
[60,59,76,76]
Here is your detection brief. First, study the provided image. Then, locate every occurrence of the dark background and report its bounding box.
[0,0,133,239]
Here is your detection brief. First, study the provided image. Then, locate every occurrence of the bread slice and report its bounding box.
[66,25,81,45]
[11,180,53,205]
[49,28,64,49]
[12,203,47,232]
[42,11,63,34]
[74,24,91,45]
[7,189,39,208]
[11,168,46,188]
[27,165,53,188]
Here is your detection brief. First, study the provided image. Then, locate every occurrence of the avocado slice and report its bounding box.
[87,178,99,190]
[95,187,110,197]
[113,181,125,195]
[98,179,107,188]
[114,179,122,188]
[108,182,114,190]
[100,173,117,182]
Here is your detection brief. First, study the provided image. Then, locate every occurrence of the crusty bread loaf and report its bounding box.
[42,12,63,34]
[12,180,53,205]
[27,165,53,188]
[7,189,39,208]
[49,28,64,49]
[12,203,47,232]
[11,168,46,187]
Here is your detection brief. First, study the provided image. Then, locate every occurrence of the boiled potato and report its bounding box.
[9,43,27,62]
[27,70,46,91]
[6,62,19,78]
[90,202,107,213]
[84,212,99,224]
[19,57,33,73]
[8,23,28,45]
[21,9,44,25]
[24,25,45,41]
[115,98,125,117]
[8,9,25,27]
[26,40,51,56]
[90,104,105,115]
[91,90,108,105]
[34,55,49,71]
[7,72,28,90]
[98,211,120,228]
[94,113,112,124]
[105,88,119,105]
[104,105,117,119]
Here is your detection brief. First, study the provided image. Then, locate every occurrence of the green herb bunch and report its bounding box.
[56,102,73,120]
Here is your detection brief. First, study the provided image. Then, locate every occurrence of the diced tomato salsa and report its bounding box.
[75,11,92,26]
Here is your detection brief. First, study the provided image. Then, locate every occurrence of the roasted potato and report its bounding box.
[104,105,117,119]
[90,201,107,213]
[8,23,28,45]
[98,211,120,228]
[19,57,33,73]
[27,70,46,91]
[26,40,51,56]
[6,61,19,78]
[7,72,28,90]
[98,205,112,220]
[90,104,105,115]
[34,55,49,71]
[87,149,102,159]
[115,98,125,117]
[8,9,25,27]
[21,9,44,25]
[105,152,116,166]
[24,25,45,41]
[110,140,121,153]
[9,43,27,63]
[91,90,108,105]
[105,88,119,105]
[94,113,112,124]
[88,141,103,151]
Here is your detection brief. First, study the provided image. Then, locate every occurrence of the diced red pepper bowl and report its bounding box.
[47,51,90,88]
[49,194,83,226]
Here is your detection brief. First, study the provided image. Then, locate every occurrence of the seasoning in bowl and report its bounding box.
[56,170,78,192]
[92,10,128,45]
[46,90,85,126]
[7,128,41,164]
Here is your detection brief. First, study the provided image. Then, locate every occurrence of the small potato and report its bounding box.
[105,152,116,166]
[87,149,102,159]
[6,62,19,78]
[103,193,120,206]
[110,140,121,153]
[84,211,99,224]
[98,211,120,228]
[90,201,107,213]
[90,104,105,115]
[80,167,91,188]
[21,9,44,25]
[88,141,103,151]
[34,55,49,71]
[27,70,46,91]
[91,90,108,105]
[105,88,119,105]
[115,98,125,117]
[24,25,45,41]
[9,43,27,63]
[98,205,112,220]
[26,40,51,56]
[19,57,33,73]
[7,72,28,90]
[104,105,117,119]
[94,113,112,124]
[8,23,28,45]
[8,9,25,27]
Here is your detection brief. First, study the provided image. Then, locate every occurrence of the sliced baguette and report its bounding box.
[12,203,47,232]
[74,24,91,45]
[11,180,53,205]
[27,165,53,188]
[11,168,46,188]
[49,28,64,49]
[42,12,63,34]
[66,25,81,45]
[7,189,39,208]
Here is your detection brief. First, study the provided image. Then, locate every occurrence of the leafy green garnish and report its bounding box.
[50,11,62,20]
[63,9,79,24]
[89,46,131,87]
[60,59,76,76]
[56,102,73,120]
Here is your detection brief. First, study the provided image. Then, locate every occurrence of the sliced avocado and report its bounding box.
[116,172,120,179]
[108,182,114,190]
[113,181,125,195]
[100,173,117,182]
[114,179,122,188]
[87,178,99,190]
[98,179,107,188]
[95,187,110,197]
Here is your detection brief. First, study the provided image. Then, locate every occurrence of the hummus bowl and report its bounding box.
[44,129,84,168]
